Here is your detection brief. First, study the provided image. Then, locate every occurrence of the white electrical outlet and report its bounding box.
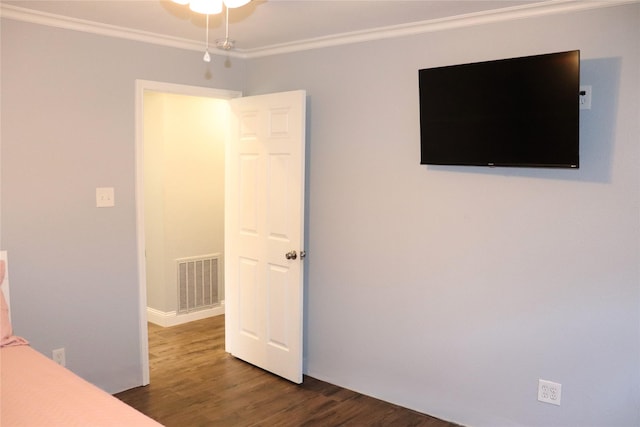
[538,379,561,405]
[52,348,66,366]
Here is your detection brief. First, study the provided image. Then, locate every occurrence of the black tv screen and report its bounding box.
[419,50,580,168]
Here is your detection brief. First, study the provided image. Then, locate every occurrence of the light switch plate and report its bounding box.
[96,187,115,208]
[579,85,592,110]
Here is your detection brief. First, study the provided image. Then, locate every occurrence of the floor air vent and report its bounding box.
[177,254,221,314]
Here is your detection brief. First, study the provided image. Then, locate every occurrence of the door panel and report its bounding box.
[226,90,306,384]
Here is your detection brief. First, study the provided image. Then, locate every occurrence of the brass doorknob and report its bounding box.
[285,250,297,260]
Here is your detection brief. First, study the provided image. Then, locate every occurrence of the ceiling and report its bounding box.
[2,0,553,53]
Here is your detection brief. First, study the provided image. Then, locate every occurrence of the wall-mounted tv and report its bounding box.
[419,50,580,168]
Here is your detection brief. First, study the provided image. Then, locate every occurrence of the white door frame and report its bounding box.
[134,80,242,385]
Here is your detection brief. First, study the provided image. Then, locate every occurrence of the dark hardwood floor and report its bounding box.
[115,316,460,427]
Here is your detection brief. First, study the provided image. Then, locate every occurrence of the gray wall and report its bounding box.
[244,4,639,427]
[1,3,639,427]
[0,20,243,392]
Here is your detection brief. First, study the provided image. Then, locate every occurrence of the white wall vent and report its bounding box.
[177,254,222,314]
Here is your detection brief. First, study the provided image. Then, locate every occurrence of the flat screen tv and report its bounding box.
[419,50,580,168]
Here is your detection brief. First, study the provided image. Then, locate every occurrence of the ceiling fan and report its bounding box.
[172,0,251,61]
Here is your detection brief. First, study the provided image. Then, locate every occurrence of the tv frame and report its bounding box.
[419,50,580,169]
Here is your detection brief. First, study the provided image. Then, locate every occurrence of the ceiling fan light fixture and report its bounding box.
[223,0,251,8]
[171,0,251,62]
[189,0,223,15]
[172,0,249,14]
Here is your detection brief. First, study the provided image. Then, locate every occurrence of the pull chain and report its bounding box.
[203,14,211,62]
[225,7,229,41]
[216,6,234,50]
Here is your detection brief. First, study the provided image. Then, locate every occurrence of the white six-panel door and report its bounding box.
[225,90,306,383]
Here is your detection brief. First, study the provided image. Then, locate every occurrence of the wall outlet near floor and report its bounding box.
[52,348,66,366]
[538,379,561,405]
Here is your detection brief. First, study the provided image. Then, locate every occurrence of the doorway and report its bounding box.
[143,91,225,325]
[135,80,242,384]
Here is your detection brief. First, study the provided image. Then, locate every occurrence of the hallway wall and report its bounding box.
[144,92,227,314]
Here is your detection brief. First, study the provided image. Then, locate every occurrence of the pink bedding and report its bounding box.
[0,345,162,426]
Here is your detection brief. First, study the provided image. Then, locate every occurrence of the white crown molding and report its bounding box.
[0,3,245,59]
[245,0,639,58]
[1,0,637,59]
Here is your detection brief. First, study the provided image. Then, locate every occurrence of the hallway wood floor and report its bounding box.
[115,315,460,427]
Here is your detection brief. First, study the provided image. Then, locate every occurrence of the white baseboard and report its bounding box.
[147,302,224,327]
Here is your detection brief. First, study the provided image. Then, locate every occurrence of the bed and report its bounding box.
[0,252,163,426]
